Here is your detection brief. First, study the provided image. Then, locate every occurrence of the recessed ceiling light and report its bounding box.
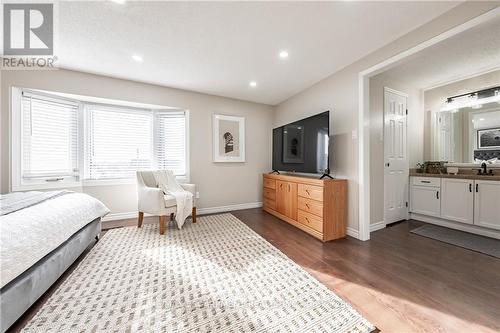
[279,50,289,59]
[249,81,257,87]
[132,55,143,62]
[110,0,126,4]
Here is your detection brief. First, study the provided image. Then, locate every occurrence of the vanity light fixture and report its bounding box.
[441,86,500,112]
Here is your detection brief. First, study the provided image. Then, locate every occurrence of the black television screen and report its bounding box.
[272,111,329,174]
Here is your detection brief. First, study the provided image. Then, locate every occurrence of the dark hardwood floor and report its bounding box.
[8,208,500,333]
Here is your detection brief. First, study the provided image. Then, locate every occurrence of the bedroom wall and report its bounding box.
[0,69,274,218]
[273,2,498,234]
[423,69,500,161]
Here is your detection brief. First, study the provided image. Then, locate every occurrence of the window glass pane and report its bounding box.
[155,112,186,176]
[22,95,78,179]
[87,106,152,180]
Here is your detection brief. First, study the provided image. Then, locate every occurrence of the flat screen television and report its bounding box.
[272,111,330,175]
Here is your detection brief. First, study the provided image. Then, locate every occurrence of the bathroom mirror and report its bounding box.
[430,99,500,165]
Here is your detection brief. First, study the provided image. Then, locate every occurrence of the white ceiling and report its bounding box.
[377,15,500,90]
[57,1,461,105]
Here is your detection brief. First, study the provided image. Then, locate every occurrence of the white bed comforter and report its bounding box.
[0,191,109,288]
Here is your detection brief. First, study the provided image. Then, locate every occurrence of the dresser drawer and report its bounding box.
[411,177,440,187]
[263,178,276,189]
[263,188,276,200]
[298,184,323,201]
[263,197,276,210]
[298,197,323,217]
[298,210,323,233]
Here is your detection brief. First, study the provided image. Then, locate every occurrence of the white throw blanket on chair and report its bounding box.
[153,170,193,229]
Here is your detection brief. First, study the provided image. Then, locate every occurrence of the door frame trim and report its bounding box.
[357,7,500,241]
[383,87,409,225]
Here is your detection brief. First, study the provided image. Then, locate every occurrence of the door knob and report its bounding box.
[386,163,390,167]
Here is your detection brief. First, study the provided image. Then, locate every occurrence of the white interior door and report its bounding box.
[384,88,409,224]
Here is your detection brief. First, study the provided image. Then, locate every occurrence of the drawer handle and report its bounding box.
[305,217,309,223]
[420,180,431,183]
[469,183,472,193]
[436,191,439,199]
[476,184,479,193]
[305,189,310,195]
[305,203,310,209]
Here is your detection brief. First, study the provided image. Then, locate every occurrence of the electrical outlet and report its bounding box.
[195,191,200,199]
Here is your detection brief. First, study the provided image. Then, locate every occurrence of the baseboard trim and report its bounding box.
[346,227,359,239]
[102,202,263,222]
[197,202,262,215]
[370,221,386,232]
[410,213,500,240]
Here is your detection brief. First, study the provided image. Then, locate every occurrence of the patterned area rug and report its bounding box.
[23,213,374,332]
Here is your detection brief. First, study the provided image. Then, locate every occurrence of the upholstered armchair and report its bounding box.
[136,171,197,234]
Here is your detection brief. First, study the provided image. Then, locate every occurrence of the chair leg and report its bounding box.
[159,216,166,235]
[170,213,175,221]
[138,212,144,228]
[192,207,197,223]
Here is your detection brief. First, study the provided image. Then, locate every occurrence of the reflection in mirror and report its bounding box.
[432,87,500,164]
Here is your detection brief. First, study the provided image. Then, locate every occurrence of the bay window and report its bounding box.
[11,88,188,190]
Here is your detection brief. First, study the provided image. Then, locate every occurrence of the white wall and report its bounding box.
[274,2,498,232]
[1,69,274,217]
[368,74,423,225]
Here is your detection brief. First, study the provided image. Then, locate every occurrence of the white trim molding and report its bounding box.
[346,227,359,239]
[102,202,263,222]
[370,221,386,232]
[357,7,500,242]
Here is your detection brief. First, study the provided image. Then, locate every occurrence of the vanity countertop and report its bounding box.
[410,172,500,181]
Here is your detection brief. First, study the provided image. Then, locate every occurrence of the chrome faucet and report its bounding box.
[479,162,487,175]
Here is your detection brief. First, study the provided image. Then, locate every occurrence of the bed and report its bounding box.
[0,191,109,332]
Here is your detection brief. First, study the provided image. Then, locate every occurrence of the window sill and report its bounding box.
[12,181,82,192]
[83,175,189,187]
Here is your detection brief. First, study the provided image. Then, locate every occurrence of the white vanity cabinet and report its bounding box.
[410,176,500,235]
[441,178,474,224]
[410,177,441,217]
[474,180,500,231]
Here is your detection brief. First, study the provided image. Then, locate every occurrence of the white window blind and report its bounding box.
[155,111,186,176]
[86,105,152,180]
[21,93,79,180]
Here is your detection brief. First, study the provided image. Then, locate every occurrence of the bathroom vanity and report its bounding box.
[410,172,500,239]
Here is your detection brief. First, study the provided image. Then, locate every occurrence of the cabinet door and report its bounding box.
[441,178,474,224]
[474,180,500,230]
[276,180,287,215]
[284,182,298,220]
[410,186,440,217]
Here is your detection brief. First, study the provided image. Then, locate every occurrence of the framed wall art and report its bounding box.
[213,114,245,162]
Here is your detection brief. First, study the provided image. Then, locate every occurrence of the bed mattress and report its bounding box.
[0,191,109,288]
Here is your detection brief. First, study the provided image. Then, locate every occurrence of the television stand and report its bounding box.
[262,173,347,241]
[269,169,280,175]
[319,173,333,180]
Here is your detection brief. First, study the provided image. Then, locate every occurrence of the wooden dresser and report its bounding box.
[262,173,347,241]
